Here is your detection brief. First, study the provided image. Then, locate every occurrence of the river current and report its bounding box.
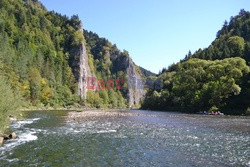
[0,110,249,167]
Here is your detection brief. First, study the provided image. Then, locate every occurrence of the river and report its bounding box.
[0,110,249,167]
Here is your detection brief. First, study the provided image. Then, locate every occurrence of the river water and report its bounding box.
[0,110,249,167]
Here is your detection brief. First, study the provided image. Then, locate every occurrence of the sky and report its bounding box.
[40,0,250,73]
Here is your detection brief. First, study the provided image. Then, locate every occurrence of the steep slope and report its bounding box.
[190,9,250,62]
[0,0,152,109]
[139,66,157,77]
[0,0,80,107]
[84,30,147,107]
[67,20,95,100]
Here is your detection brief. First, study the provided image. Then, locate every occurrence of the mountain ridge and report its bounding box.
[0,0,155,111]
[142,10,250,115]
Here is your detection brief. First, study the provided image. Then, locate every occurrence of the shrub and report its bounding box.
[0,76,22,132]
[246,108,250,116]
[209,106,219,112]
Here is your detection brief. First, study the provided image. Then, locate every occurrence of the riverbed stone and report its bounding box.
[0,137,4,146]
[9,115,17,121]
[9,132,17,139]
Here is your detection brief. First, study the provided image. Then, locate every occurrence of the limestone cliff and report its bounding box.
[83,31,153,107]
[119,56,146,107]
[77,42,91,99]
[127,60,146,107]
[71,24,146,105]
[69,22,95,100]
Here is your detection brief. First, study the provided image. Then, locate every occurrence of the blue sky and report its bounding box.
[40,0,250,73]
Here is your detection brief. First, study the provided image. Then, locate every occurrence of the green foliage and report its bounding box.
[144,11,250,115]
[0,0,136,111]
[86,90,103,108]
[138,66,157,77]
[99,89,109,105]
[246,108,250,116]
[209,106,219,112]
[86,88,127,109]
[50,84,76,107]
[108,89,118,108]
[116,91,127,108]
[40,79,51,105]
[88,54,95,74]
[227,36,245,57]
[84,30,131,108]
[142,58,250,114]
[191,11,250,61]
[29,68,42,105]
[0,0,82,108]
[71,30,84,46]
[0,75,23,132]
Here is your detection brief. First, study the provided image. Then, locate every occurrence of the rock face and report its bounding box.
[77,42,92,99]
[71,23,146,106]
[70,22,95,100]
[117,55,146,107]
[126,58,146,107]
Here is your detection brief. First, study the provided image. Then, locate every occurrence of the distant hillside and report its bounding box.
[190,9,250,63]
[138,66,157,77]
[142,10,250,115]
[190,9,250,113]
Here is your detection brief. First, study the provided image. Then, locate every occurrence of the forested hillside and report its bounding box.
[83,30,130,108]
[0,0,152,131]
[0,0,83,107]
[142,10,250,115]
[191,9,250,62]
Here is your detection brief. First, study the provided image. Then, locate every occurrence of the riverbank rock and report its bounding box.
[2,134,10,140]
[0,132,18,140]
[0,137,4,146]
[9,115,17,121]
[9,132,17,139]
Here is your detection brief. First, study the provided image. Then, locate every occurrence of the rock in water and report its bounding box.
[0,137,4,146]
[0,132,18,140]
[9,132,17,139]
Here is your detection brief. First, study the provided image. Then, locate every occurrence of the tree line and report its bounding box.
[142,10,250,115]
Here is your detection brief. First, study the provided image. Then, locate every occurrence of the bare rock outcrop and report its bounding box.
[0,132,18,146]
[126,58,146,107]
[0,137,3,146]
[114,54,146,107]
[69,21,95,100]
